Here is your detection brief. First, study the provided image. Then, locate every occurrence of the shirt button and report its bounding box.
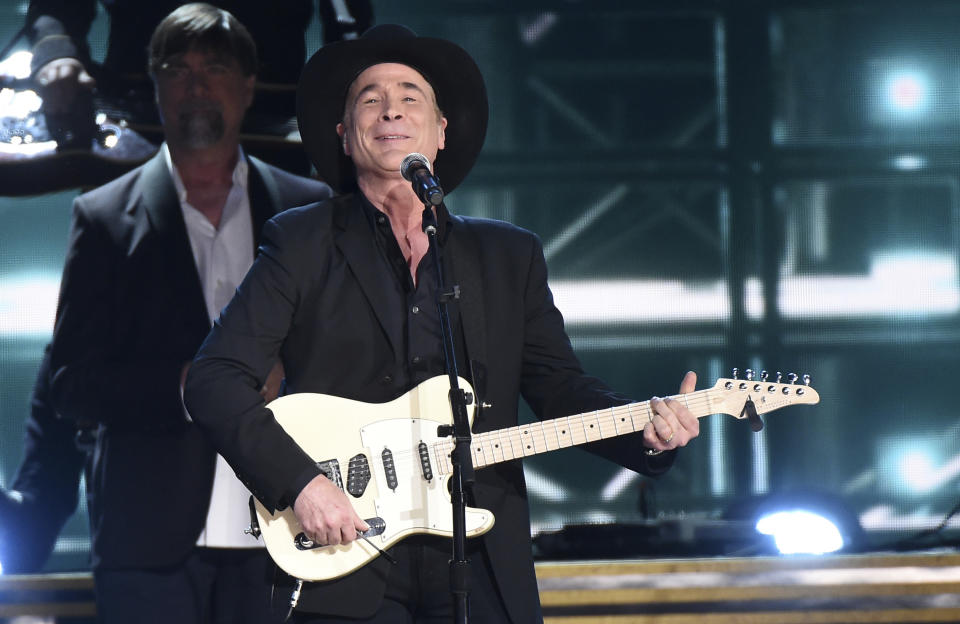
[412,356,422,364]
[377,215,387,225]
[411,305,420,314]
[382,375,393,384]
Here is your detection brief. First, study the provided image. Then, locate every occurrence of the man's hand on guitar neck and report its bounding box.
[293,474,369,546]
[642,371,701,454]
[34,58,96,115]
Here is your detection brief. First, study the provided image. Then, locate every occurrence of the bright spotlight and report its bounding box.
[756,510,844,555]
[886,71,928,113]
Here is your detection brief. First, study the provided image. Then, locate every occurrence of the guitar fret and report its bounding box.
[492,429,506,463]
[626,403,644,434]
[519,426,536,456]
[583,410,603,443]
[598,407,617,439]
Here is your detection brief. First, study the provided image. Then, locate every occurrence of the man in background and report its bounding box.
[41,5,331,621]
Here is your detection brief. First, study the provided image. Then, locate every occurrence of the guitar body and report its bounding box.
[255,376,494,582]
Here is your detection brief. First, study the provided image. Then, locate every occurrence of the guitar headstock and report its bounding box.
[709,369,820,429]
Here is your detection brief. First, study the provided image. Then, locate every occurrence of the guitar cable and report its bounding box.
[282,531,397,621]
[360,532,398,565]
[285,579,304,621]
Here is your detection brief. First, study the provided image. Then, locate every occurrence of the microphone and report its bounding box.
[400,153,444,206]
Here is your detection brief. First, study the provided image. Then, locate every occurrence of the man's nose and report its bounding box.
[185,70,210,92]
[381,98,402,121]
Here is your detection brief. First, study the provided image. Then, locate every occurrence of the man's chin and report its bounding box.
[176,113,226,149]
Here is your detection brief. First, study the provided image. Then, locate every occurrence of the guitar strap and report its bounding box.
[447,215,489,425]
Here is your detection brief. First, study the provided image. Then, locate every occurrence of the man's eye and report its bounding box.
[164,65,189,77]
[206,64,230,75]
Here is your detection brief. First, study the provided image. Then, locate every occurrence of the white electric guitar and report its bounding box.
[254,371,819,581]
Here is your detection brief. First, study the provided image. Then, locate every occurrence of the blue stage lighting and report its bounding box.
[756,509,845,555]
[886,71,928,113]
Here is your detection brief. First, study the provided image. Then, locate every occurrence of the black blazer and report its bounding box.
[48,151,332,569]
[185,193,676,622]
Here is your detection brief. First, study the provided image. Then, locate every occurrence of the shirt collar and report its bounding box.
[357,191,453,241]
[162,142,249,205]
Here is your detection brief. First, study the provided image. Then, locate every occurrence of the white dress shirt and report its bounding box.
[164,143,261,549]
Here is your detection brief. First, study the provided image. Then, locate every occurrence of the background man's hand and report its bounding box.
[260,361,285,403]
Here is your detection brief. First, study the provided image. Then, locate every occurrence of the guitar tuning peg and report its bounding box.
[788,372,798,384]
[760,370,769,382]
[802,373,811,386]
[732,367,739,380]
[776,371,783,383]
[745,368,754,381]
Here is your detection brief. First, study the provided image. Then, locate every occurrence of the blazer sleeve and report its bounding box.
[1,347,85,573]
[185,212,322,511]
[517,233,676,475]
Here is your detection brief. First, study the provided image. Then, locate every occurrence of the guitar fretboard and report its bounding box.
[431,387,722,476]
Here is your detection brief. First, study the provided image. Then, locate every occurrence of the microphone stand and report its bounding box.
[422,202,474,624]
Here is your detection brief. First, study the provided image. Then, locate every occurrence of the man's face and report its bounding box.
[337,63,447,182]
[154,47,255,150]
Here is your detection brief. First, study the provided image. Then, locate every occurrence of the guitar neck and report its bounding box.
[433,388,719,474]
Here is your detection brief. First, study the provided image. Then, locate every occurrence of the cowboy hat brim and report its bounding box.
[296,24,488,194]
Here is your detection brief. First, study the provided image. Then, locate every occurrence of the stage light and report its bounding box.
[0,50,33,80]
[885,71,929,115]
[892,154,926,170]
[755,510,844,555]
[0,273,59,338]
[879,435,960,496]
[725,491,863,556]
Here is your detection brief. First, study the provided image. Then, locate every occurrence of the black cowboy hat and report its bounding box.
[296,24,488,194]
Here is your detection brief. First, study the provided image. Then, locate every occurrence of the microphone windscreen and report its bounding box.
[400,153,431,181]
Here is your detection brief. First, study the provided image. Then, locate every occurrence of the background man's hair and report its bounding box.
[148,3,258,77]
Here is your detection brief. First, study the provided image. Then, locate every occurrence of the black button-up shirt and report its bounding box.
[358,194,468,390]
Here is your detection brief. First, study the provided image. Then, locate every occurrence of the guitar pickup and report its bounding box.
[294,517,386,550]
[418,441,433,481]
[346,453,371,497]
[381,448,398,491]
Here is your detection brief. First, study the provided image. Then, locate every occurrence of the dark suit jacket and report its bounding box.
[48,150,331,570]
[185,193,677,622]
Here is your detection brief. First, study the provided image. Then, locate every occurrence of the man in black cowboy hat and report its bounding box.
[185,24,700,623]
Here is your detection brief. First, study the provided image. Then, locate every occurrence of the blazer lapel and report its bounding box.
[447,215,489,410]
[333,195,403,359]
[247,155,281,248]
[135,151,209,332]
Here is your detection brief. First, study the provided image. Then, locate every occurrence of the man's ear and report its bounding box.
[437,116,448,151]
[242,74,256,110]
[336,122,350,155]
